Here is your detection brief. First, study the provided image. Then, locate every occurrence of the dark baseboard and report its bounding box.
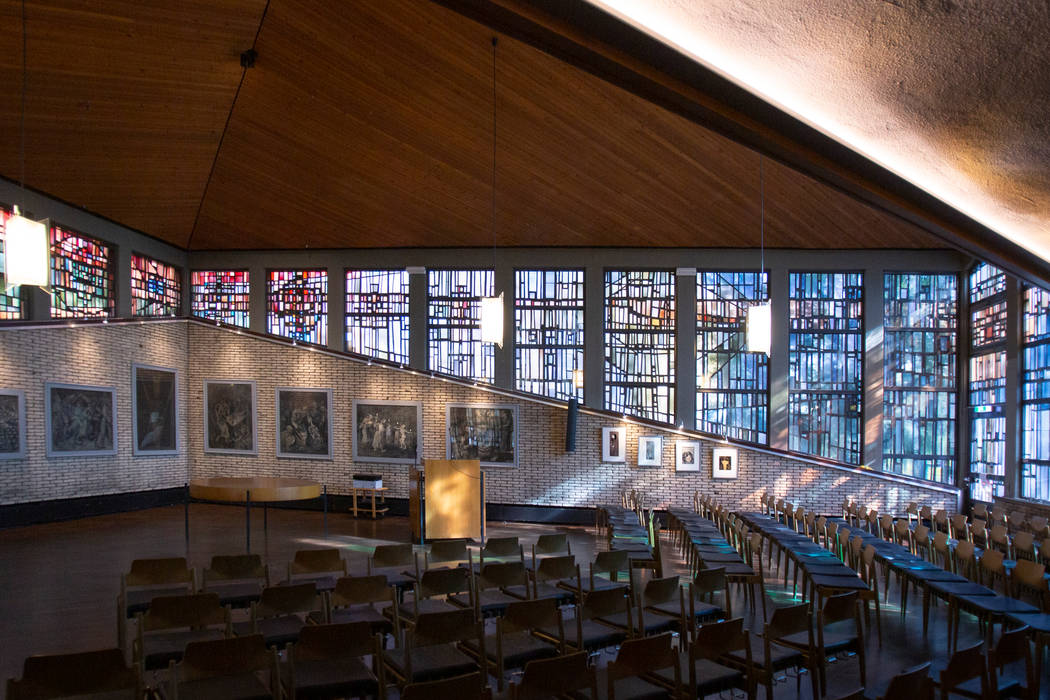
[2,490,600,529]
[0,487,186,529]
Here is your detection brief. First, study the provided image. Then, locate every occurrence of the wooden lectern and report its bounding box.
[410,459,485,543]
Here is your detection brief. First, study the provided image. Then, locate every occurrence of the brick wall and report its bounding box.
[0,322,190,504]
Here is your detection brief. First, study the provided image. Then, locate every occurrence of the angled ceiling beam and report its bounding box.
[429,0,1050,286]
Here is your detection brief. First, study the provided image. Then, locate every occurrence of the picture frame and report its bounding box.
[712,447,739,479]
[203,379,257,455]
[132,364,179,456]
[276,387,333,460]
[0,389,27,459]
[637,435,662,467]
[601,426,626,463]
[45,382,118,457]
[353,399,422,464]
[446,403,518,467]
[675,439,700,472]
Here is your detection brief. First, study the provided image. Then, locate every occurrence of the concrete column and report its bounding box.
[26,286,51,321]
[1004,276,1021,498]
[768,267,790,450]
[408,268,427,370]
[957,275,972,503]
[863,266,885,470]
[248,264,266,335]
[493,265,515,389]
[326,266,344,352]
[675,268,697,429]
[584,265,605,410]
[115,244,132,318]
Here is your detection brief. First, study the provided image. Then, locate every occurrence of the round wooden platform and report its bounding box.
[189,477,321,503]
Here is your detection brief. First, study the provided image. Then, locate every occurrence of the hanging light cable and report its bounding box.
[5,0,50,289]
[747,155,771,354]
[480,36,504,347]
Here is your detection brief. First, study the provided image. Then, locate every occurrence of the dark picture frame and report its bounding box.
[132,364,179,456]
[203,379,257,455]
[352,399,422,464]
[446,403,518,467]
[45,382,118,457]
[276,387,333,459]
[0,389,26,459]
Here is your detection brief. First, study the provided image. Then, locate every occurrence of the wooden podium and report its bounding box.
[410,459,485,543]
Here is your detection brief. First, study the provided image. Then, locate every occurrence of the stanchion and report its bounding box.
[184,482,190,555]
[246,489,251,553]
[323,485,328,538]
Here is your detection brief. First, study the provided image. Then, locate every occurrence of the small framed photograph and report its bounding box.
[713,447,739,479]
[601,426,626,463]
[637,435,662,467]
[675,440,700,472]
[0,389,27,459]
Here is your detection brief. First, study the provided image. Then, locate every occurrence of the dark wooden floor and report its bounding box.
[0,504,1043,698]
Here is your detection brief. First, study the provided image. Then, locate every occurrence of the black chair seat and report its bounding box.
[575,577,629,594]
[284,657,378,699]
[646,600,686,619]
[142,629,226,670]
[312,606,394,636]
[170,673,273,700]
[234,615,306,647]
[125,586,193,617]
[451,589,518,616]
[654,657,743,695]
[395,598,460,621]
[719,563,757,577]
[204,581,264,608]
[286,575,338,593]
[371,567,417,590]
[463,632,559,669]
[954,595,1039,615]
[1007,611,1050,632]
[382,645,478,683]
[545,620,627,651]
[504,583,576,604]
[604,675,672,700]
[926,581,996,597]
[724,636,803,672]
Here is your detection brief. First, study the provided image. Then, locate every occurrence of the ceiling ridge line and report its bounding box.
[186,0,273,250]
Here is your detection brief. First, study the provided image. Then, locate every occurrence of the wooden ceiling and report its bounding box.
[0,0,945,251]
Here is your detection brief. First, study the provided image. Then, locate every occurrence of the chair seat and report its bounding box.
[371,567,417,590]
[545,619,627,651]
[284,657,378,698]
[724,636,803,672]
[576,577,629,594]
[1006,611,1050,631]
[124,586,193,616]
[954,595,1039,615]
[451,589,519,616]
[926,581,996,597]
[313,606,394,636]
[141,629,226,669]
[685,600,722,621]
[605,675,673,700]
[654,657,743,695]
[463,632,559,669]
[170,672,274,700]
[204,581,264,608]
[287,575,338,592]
[234,615,306,647]
[395,598,461,621]
[505,583,577,604]
[382,644,478,683]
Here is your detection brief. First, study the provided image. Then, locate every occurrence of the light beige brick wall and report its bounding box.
[0,322,190,504]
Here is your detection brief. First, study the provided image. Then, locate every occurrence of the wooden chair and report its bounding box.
[633,575,685,635]
[970,518,989,549]
[1027,515,1049,540]
[878,662,933,700]
[461,561,529,618]
[913,525,933,561]
[673,617,751,699]
[320,574,397,641]
[288,549,347,591]
[234,582,321,648]
[735,532,768,621]
[954,540,978,581]
[507,651,597,700]
[201,554,268,609]
[987,625,1036,700]
[381,608,483,686]
[548,587,632,652]
[936,642,989,700]
[477,537,523,567]
[988,525,1010,555]
[990,507,1006,529]
[369,543,419,598]
[284,621,385,700]
[1011,559,1050,611]
[950,514,970,542]
[879,514,895,542]
[858,545,883,645]
[463,597,562,691]
[529,533,570,571]
[688,566,730,635]
[919,505,933,529]
[425,539,471,569]
[814,592,866,697]
[906,501,920,528]
[979,548,1009,594]
[1011,531,1036,561]
[398,566,474,624]
[133,592,230,672]
[163,633,279,700]
[723,602,819,700]
[1007,510,1028,534]
[118,557,196,652]
[576,549,631,594]
[521,554,580,604]
[400,671,490,700]
[971,502,988,523]
[933,510,949,535]
[893,518,913,552]
[7,648,141,700]
[933,531,952,570]
[605,632,681,699]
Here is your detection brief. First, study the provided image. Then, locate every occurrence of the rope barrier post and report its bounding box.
[246,489,251,553]
[323,484,328,538]
[184,482,190,556]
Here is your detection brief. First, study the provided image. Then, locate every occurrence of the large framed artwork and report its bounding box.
[675,440,700,472]
[712,447,739,479]
[0,389,26,459]
[353,399,421,464]
[203,380,257,455]
[276,387,333,459]
[446,403,518,467]
[637,435,662,467]
[45,383,117,457]
[601,426,626,463]
[132,364,178,456]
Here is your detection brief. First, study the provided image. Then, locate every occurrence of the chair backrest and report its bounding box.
[502,598,561,634]
[990,524,1009,547]
[950,514,969,539]
[205,554,266,582]
[914,524,930,545]
[255,582,318,617]
[330,575,392,607]
[535,555,577,583]
[819,592,860,628]
[880,514,894,535]
[140,593,226,632]
[1028,515,1049,536]
[1012,558,1046,588]
[894,518,910,539]
[533,533,570,557]
[691,567,728,597]
[513,652,596,700]
[919,505,932,521]
[178,634,273,682]
[418,566,471,598]
[879,662,932,700]
[1012,532,1035,560]
[940,642,988,697]
[1008,511,1027,532]
[290,548,345,575]
[971,502,988,521]
[371,543,415,569]
[9,649,138,699]
[125,557,193,586]
[581,586,629,620]
[906,502,919,516]
[639,576,679,607]
[933,531,950,556]
[411,608,479,647]
[427,539,469,566]
[402,671,489,700]
[981,548,1005,575]
[955,540,977,578]
[988,626,1034,694]
[691,617,747,661]
[294,621,375,661]
[606,632,678,686]
[970,519,986,539]
[478,561,528,591]
[480,536,520,559]
[765,602,812,641]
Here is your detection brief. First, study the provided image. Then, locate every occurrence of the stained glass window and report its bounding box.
[788,272,863,464]
[191,270,250,327]
[50,224,115,319]
[882,273,957,483]
[428,270,494,380]
[515,269,584,401]
[267,270,327,344]
[696,271,768,443]
[967,263,1006,500]
[605,270,675,423]
[130,254,181,317]
[1022,285,1050,501]
[345,269,410,363]
[0,208,23,320]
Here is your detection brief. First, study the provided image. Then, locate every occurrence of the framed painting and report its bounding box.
[675,440,700,472]
[637,435,662,467]
[132,364,178,456]
[45,383,117,457]
[353,399,421,464]
[713,447,739,479]
[601,426,626,463]
[203,380,257,455]
[276,387,333,459]
[446,403,518,467]
[0,389,26,459]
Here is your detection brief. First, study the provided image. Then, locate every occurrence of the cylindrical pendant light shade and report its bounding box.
[747,301,771,355]
[480,292,504,347]
[5,214,49,287]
